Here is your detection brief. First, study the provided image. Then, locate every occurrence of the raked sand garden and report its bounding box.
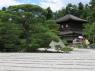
[0,48,95,71]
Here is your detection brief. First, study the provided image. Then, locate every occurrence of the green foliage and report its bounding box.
[78,2,85,18]
[83,23,95,43]
[8,4,47,18]
[0,4,60,52]
[75,43,84,48]
[65,4,78,15]
[90,43,95,48]
[61,47,73,53]
[83,0,95,44]
[20,15,59,52]
[46,7,53,19]
[55,45,62,52]
[90,0,95,22]
[8,4,44,12]
[45,20,59,34]
[54,2,90,19]
[62,39,68,45]
[28,21,59,51]
[0,21,22,52]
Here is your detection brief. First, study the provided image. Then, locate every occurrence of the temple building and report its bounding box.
[56,14,87,43]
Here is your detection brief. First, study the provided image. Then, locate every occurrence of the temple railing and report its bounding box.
[59,28,82,32]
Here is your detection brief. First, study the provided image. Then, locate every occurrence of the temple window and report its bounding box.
[66,24,69,28]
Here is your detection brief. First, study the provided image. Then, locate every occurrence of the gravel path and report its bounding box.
[0,49,95,71]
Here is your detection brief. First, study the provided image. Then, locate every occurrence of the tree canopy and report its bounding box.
[0,4,59,52]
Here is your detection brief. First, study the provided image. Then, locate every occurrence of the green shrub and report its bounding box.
[55,45,62,52]
[62,39,68,45]
[75,43,84,48]
[61,47,73,53]
[90,44,95,48]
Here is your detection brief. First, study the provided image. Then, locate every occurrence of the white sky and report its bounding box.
[0,0,90,11]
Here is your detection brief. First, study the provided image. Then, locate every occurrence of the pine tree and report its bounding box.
[78,2,84,18]
[46,7,53,20]
[90,0,95,22]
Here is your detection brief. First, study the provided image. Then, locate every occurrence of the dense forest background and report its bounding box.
[0,0,95,52]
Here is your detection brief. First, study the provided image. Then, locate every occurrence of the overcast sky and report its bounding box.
[0,0,90,11]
